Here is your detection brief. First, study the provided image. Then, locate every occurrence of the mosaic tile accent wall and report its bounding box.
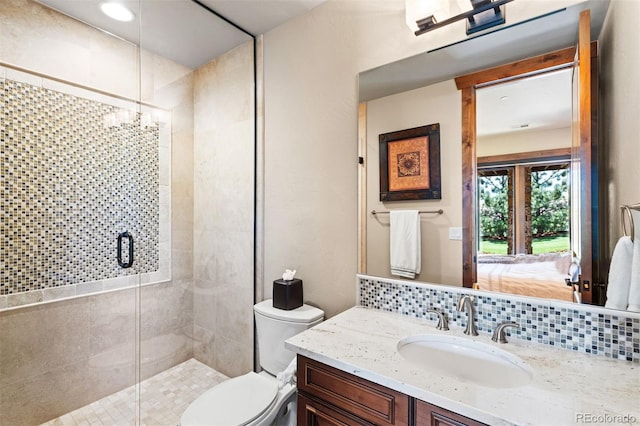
[357,275,640,362]
[1,76,160,296]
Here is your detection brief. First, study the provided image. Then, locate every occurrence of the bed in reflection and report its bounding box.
[476,253,573,302]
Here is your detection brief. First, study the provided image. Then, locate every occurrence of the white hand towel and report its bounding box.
[390,210,421,279]
[627,210,640,312]
[604,236,633,310]
[276,357,297,389]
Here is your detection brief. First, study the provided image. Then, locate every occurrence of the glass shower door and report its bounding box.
[0,0,143,424]
[134,1,256,423]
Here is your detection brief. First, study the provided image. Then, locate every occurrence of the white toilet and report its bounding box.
[181,299,324,426]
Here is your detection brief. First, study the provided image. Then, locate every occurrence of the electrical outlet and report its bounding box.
[449,227,462,240]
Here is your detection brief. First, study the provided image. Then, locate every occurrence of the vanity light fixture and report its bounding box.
[408,0,514,37]
[100,2,135,22]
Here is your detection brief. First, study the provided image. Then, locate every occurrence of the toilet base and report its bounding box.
[272,390,297,426]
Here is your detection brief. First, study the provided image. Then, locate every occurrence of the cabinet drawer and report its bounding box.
[298,393,376,426]
[298,355,410,425]
[415,400,486,426]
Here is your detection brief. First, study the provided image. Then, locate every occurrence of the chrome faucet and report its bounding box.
[491,321,520,343]
[427,308,449,330]
[456,295,478,336]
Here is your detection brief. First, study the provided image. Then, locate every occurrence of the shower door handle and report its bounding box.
[117,231,134,268]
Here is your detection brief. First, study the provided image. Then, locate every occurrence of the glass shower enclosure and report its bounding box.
[0,0,254,424]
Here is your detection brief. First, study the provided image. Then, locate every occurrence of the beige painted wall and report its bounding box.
[0,0,194,423]
[192,41,255,377]
[262,1,449,319]
[365,81,462,285]
[261,0,584,317]
[601,0,640,258]
[477,127,571,157]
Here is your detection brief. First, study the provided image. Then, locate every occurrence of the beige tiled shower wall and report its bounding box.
[0,0,195,424]
[192,41,256,378]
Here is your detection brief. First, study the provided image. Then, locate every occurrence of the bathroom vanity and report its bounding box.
[297,355,483,425]
[286,307,640,425]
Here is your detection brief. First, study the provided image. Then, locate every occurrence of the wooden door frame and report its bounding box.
[454,31,598,299]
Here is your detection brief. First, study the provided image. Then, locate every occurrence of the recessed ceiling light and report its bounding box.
[100,2,134,22]
[500,96,509,101]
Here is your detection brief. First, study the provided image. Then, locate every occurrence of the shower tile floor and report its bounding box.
[41,358,228,426]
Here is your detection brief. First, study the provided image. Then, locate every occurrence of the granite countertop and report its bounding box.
[285,306,640,426]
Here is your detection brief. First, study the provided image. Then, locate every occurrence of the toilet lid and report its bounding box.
[181,372,279,426]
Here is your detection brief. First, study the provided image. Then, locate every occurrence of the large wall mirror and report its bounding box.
[357,0,634,310]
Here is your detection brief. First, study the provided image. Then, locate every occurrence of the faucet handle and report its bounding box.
[427,308,449,331]
[491,321,520,344]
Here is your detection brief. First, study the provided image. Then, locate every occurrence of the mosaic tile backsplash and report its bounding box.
[1,76,159,296]
[357,275,640,362]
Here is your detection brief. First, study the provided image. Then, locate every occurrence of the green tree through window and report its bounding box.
[531,166,569,254]
[531,168,569,236]
[479,172,510,254]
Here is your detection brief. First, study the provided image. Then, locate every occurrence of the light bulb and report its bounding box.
[100,2,134,22]
[405,0,450,32]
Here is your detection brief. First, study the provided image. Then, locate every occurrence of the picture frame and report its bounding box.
[379,123,441,201]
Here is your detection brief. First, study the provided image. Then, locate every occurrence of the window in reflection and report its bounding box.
[476,155,573,301]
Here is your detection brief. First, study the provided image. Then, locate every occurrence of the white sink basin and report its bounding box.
[397,334,533,388]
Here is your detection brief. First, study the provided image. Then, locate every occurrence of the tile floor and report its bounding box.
[41,358,228,426]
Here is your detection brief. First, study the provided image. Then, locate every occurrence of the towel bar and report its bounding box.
[371,209,444,215]
[621,203,640,242]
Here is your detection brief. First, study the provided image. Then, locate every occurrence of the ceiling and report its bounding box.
[36,0,325,69]
[477,68,572,136]
[36,0,603,137]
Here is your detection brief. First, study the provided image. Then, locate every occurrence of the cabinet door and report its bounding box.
[415,400,486,426]
[298,393,376,426]
[298,356,410,425]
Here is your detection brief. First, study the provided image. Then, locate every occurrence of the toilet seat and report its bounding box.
[181,372,279,426]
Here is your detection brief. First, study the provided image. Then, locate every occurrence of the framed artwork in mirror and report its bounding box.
[379,123,441,201]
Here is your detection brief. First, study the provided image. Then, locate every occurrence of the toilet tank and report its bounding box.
[254,299,324,375]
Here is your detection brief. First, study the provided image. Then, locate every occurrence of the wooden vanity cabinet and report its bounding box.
[297,355,486,426]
